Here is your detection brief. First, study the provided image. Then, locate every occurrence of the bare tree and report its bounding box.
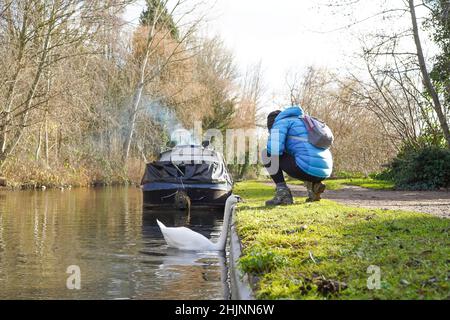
[194,36,238,131]
[0,0,264,187]
[284,67,397,175]
[320,0,450,148]
[408,0,450,147]
[0,0,130,169]
[350,37,432,148]
[122,0,204,163]
[235,62,264,128]
[233,62,264,179]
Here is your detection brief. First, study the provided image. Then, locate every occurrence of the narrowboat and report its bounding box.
[141,144,233,209]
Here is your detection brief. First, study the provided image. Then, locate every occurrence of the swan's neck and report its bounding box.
[215,200,235,250]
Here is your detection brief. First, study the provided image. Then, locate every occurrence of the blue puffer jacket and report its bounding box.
[267,106,333,179]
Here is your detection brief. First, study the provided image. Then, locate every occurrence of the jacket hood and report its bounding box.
[275,106,305,121]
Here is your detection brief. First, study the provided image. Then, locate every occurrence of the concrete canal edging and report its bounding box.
[229,213,255,300]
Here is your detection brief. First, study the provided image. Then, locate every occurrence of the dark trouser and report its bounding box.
[262,149,324,184]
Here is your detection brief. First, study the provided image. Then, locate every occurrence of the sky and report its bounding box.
[124,0,430,109]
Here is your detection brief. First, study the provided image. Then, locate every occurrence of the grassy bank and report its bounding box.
[234,181,449,300]
[287,178,394,190]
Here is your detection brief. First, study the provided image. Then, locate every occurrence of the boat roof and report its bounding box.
[159,145,222,163]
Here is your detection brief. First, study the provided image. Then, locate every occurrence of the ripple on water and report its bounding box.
[0,187,229,300]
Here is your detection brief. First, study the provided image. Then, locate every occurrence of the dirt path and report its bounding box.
[287,184,450,218]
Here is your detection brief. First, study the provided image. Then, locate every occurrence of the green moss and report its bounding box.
[340,178,395,190]
[234,181,450,300]
[286,178,394,190]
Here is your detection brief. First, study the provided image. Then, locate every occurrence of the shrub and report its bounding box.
[370,170,393,181]
[385,145,450,190]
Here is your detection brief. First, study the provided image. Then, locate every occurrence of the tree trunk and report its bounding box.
[45,110,49,167]
[123,81,145,162]
[56,123,62,162]
[0,2,54,167]
[409,0,450,148]
[122,11,157,164]
[35,125,42,161]
[0,2,29,155]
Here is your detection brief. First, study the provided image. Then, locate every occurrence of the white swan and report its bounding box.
[156,195,241,251]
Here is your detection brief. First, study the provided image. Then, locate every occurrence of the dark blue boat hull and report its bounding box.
[142,182,232,208]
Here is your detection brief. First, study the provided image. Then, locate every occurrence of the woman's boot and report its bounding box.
[305,181,326,202]
[265,188,294,206]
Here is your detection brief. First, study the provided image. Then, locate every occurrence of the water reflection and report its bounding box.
[141,208,230,300]
[0,187,229,300]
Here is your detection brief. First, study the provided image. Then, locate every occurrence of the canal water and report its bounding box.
[0,187,229,300]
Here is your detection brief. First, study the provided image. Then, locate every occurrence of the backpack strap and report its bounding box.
[288,136,308,142]
[285,114,312,143]
[301,115,315,132]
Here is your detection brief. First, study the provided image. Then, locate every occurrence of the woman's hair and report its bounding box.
[267,110,282,131]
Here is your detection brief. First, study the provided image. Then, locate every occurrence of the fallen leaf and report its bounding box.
[400,279,410,286]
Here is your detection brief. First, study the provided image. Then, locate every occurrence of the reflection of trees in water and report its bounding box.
[0,187,144,299]
[0,188,228,299]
